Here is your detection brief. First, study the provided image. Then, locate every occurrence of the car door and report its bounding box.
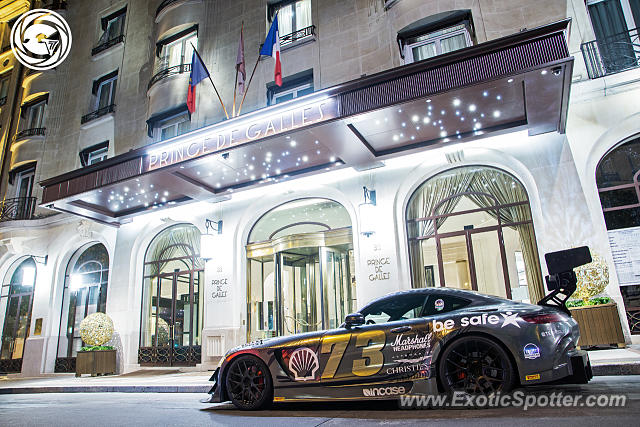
[324,294,431,389]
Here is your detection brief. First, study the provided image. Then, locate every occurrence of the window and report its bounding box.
[147,106,191,142]
[0,76,9,105]
[586,0,640,74]
[267,70,313,105]
[80,141,109,167]
[16,168,34,199]
[361,294,427,324]
[421,294,470,317]
[269,0,312,40]
[98,7,126,45]
[155,28,197,72]
[398,10,475,64]
[405,24,471,63]
[23,101,45,130]
[96,76,117,110]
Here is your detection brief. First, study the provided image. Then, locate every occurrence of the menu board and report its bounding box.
[608,225,640,286]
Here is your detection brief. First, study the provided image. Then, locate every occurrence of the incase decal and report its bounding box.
[435,299,445,311]
[432,312,521,331]
[288,347,319,381]
[525,373,541,381]
[523,343,541,360]
[362,386,406,397]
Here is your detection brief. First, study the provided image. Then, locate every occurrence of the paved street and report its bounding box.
[0,376,639,426]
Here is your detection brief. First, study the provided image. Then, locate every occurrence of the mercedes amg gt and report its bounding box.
[205,284,593,409]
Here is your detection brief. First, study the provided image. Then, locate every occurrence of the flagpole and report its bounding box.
[237,55,259,116]
[233,22,243,118]
[191,43,229,120]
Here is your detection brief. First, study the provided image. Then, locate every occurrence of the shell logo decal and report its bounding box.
[288,347,319,381]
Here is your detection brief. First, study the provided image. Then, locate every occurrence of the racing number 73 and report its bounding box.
[320,330,386,379]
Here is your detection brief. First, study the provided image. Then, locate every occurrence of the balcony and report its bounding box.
[581,28,640,79]
[91,34,125,56]
[280,25,315,48]
[14,127,45,142]
[81,104,116,125]
[0,197,37,221]
[148,63,191,90]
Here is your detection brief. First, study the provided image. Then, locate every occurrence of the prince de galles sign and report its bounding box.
[146,97,337,171]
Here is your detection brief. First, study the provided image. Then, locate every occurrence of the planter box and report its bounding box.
[76,349,116,377]
[569,303,625,348]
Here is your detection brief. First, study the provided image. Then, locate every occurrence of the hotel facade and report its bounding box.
[1,0,640,375]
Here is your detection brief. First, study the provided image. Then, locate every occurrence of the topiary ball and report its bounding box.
[79,312,114,346]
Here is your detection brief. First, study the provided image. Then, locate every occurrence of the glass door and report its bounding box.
[278,250,321,336]
[437,233,472,290]
[0,294,32,362]
[469,229,510,298]
[152,270,198,366]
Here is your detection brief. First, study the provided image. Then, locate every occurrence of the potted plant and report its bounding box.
[567,253,625,348]
[76,312,116,377]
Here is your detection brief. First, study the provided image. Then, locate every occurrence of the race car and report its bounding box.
[206,284,592,409]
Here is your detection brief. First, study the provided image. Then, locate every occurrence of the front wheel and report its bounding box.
[438,335,516,394]
[225,355,273,410]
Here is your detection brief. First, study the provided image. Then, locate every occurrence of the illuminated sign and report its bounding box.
[146,97,338,171]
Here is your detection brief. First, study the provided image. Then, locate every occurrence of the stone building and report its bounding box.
[0,0,639,375]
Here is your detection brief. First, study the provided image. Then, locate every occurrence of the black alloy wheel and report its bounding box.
[225,355,273,410]
[439,335,516,394]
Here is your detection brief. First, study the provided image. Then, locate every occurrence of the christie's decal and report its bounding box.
[523,343,541,360]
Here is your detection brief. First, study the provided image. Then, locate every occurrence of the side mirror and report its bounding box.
[344,313,365,329]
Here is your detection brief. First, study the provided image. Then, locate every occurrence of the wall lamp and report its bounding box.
[201,219,223,260]
[359,186,376,237]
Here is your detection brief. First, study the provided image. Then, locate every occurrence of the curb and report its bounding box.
[0,385,211,394]
[591,363,640,376]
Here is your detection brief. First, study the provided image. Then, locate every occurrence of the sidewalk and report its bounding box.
[1,346,639,395]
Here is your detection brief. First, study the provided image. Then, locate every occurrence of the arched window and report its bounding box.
[0,258,36,373]
[596,135,640,334]
[247,198,355,342]
[139,224,204,366]
[55,243,109,372]
[406,166,543,303]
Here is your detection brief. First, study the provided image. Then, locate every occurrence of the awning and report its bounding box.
[39,20,573,227]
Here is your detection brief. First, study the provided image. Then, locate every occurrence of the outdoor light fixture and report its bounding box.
[359,186,376,237]
[201,219,223,260]
[29,255,48,265]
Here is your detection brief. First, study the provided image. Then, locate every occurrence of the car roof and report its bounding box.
[360,287,502,309]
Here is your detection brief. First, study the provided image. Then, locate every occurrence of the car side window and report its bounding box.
[422,294,471,316]
[361,294,427,325]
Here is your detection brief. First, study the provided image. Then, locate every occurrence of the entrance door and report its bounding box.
[152,270,198,366]
[437,227,510,298]
[0,293,33,372]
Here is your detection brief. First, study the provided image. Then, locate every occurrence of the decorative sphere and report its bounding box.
[79,312,114,346]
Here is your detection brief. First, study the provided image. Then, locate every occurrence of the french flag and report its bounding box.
[260,14,282,86]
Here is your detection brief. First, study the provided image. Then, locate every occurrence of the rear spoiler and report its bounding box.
[537,246,592,315]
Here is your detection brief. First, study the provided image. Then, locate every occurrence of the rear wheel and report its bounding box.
[225,355,273,410]
[438,335,516,394]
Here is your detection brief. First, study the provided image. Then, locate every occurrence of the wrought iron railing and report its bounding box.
[14,127,45,141]
[581,28,640,79]
[81,104,116,124]
[148,63,191,90]
[91,34,125,56]
[156,0,182,18]
[0,197,37,221]
[280,25,315,47]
